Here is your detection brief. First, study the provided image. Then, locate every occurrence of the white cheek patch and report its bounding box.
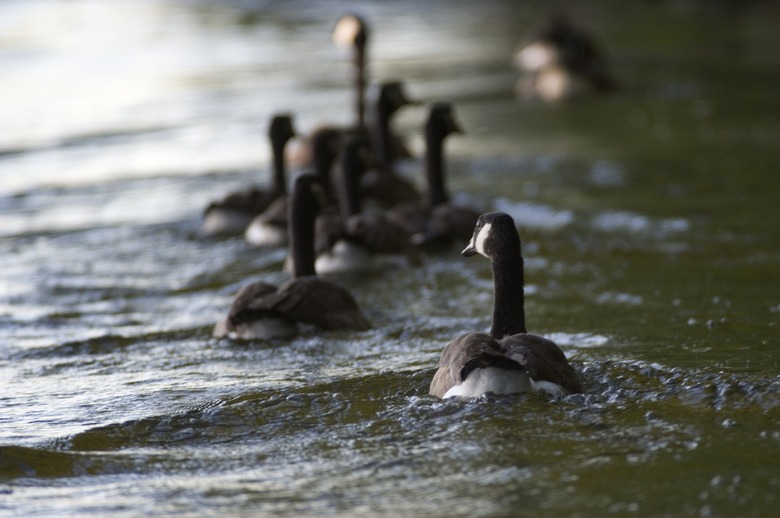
[333,16,361,48]
[474,222,492,257]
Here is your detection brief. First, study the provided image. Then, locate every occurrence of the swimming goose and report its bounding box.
[429,211,581,398]
[290,16,411,169]
[388,102,479,247]
[314,137,413,274]
[213,173,371,340]
[333,13,369,129]
[203,115,295,236]
[245,127,341,247]
[514,13,614,102]
[361,81,420,207]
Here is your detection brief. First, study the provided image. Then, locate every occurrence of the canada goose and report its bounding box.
[388,102,479,247]
[203,115,295,236]
[245,127,341,247]
[514,13,614,102]
[333,13,369,128]
[213,173,371,340]
[361,81,420,207]
[314,137,413,274]
[429,212,581,398]
[289,15,411,169]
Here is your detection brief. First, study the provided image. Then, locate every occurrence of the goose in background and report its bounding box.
[514,12,615,102]
[314,136,415,274]
[203,114,295,237]
[288,14,370,168]
[213,173,371,340]
[245,127,341,247]
[429,211,581,399]
[332,13,369,129]
[388,102,479,248]
[289,15,412,170]
[361,81,420,208]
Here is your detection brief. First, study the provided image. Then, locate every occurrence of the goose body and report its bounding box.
[333,13,369,129]
[203,115,295,236]
[514,13,614,102]
[214,174,370,340]
[388,102,479,247]
[429,212,581,398]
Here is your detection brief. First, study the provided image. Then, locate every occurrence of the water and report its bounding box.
[2,0,779,516]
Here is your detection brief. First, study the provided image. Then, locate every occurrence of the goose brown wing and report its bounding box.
[429,332,524,398]
[386,201,429,237]
[226,281,280,330]
[414,204,481,246]
[315,213,347,256]
[257,196,289,226]
[499,333,582,393]
[261,276,371,331]
[344,211,411,254]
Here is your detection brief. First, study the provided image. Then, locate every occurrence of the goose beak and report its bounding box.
[461,244,477,257]
[449,117,465,135]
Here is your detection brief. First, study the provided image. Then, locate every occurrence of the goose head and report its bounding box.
[333,14,368,50]
[375,81,417,117]
[427,102,463,140]
[269,114,296,147]
[462,212,519,259]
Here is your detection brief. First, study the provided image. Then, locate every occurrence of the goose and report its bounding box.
[333,13,369,129]
[429,211,581,398]
[203,114,295,236]
[245,127,341,247]
[388,102,479,247]
[213,173,371,340]
[314,136,414,274]
[514,13,614,102]
[290,15,411,170]
[287,13,370,169]
[361,81,420,207]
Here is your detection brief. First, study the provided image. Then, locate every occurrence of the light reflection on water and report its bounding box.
[1,0,779,516]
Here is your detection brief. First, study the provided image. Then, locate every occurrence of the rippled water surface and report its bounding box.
[2,0,779,516]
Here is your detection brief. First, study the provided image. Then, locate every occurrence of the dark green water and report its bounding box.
[1,1,778,516]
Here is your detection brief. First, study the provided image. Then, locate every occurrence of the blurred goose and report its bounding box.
[388,102,479,247]
[288,13,370,169]
[333,13,369,128]
[514,13,614,102]
[361,81,420,207]
[290,15,412,169]
[314,137,414,274]
[245,127,341,247]
[213,173,371,340]
[203,115,295,236]
[429,212,581,398]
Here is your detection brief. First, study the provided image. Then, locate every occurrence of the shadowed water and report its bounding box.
[1,0,779,516]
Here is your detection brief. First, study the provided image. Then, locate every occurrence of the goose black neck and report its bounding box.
[312,133,338,200]
[425,124,450,207]
[288,178,319,278]
[373,100,393,172]
[270,137,288,195]
[489,236,527,338]
[338,142,363,218]
[354,43,367,129]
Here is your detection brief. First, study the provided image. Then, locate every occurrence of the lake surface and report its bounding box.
[1,0,778,516]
